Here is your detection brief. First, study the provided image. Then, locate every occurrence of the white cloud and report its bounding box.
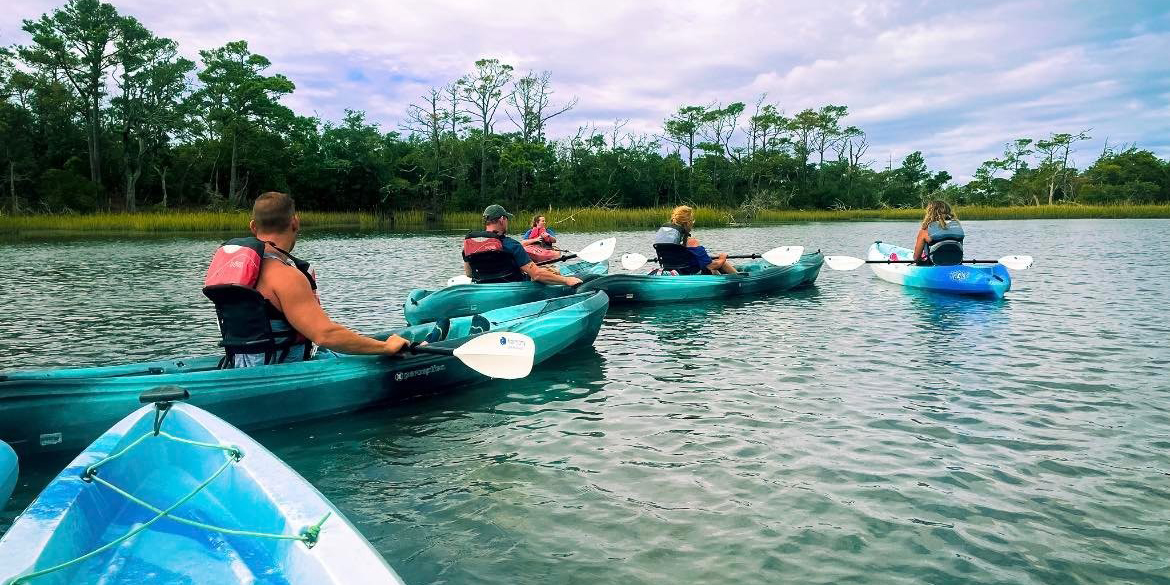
[3,0,1168,180]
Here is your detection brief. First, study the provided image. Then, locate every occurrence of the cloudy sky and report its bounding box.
[3,0,1169,181]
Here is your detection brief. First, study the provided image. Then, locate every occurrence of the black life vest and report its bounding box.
[202,237,317,367]
[924,220,965,266]
[652,223,703,274]
[462,231,527,283]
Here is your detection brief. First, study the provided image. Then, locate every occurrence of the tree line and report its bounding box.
[1,0,1168,218]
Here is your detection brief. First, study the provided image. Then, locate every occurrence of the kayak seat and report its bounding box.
[425,318,452,343]
[928,241,964,266]
[470,314,492,335]
[653,243,702,275]
[204,285,308,368]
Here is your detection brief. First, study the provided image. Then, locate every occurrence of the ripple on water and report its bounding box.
[3,222,1170,584]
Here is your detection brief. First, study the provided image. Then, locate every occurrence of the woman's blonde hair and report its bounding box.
[921,200,956,230]
[670,205,695,229]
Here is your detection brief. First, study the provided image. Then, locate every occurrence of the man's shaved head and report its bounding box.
[252,192,296,233]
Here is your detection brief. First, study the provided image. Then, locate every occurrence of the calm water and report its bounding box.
[2,220,1169,584]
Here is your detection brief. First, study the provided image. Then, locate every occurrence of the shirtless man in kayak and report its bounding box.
[462,204,583,286]
[204,191,409,367]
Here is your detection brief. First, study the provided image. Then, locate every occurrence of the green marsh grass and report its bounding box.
[1,204,1167,235]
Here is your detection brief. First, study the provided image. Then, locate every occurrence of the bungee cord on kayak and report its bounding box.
[8,401,330,585]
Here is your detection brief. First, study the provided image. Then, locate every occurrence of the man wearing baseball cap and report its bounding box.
[462,204,583,286]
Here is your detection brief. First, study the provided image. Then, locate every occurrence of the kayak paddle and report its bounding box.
[535,237,617,265]
[621,245,805,271]
[409,331,535,379]
[446,237,617,286]
[824,255,1034,271]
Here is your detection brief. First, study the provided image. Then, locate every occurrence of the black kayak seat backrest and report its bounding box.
[468,250,526,283]
[653,243,702,275]
[470,314,492,335]
[202,284,281,352]
[927,241,964,266]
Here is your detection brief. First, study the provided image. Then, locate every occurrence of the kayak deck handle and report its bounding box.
[139,385,190,404]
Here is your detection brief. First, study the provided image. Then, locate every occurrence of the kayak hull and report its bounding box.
[577,252,823,303]
[523,244,561,263]
[1,291,609,457]
[0,441,15,510]
[868,242,1010,298]
[0,403,403,584]
[404,260,608,325]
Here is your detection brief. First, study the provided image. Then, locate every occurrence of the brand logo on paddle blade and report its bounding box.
[497,336,529,350]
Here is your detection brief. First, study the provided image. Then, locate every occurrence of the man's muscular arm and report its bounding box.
[521,262,581,286]
[269,264,408,355]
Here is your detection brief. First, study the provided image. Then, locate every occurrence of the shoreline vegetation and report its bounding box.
[2,204,1167,235]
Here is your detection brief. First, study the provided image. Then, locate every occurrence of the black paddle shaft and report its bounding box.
[867,259,1000,265]
[642,253,761,264]
[408,343,455,356]
[536,253,575,266]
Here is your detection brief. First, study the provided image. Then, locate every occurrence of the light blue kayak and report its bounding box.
[868,242,1011,298]
[0,441,15,510]
[0,396,403,584]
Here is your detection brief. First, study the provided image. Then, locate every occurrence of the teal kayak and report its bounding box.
[0,441,14,510]
[404,260,608,325]
[868,242,1011,297]
[578,252,823,303]
[1,291,609,457]
[0,398,403,584]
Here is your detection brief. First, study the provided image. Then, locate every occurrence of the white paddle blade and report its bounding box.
[453,332,535,379]
[447,275,472,287]
[998,255,1034,270]
[824,255,867,271]
[761,246,804,267]
[621,253,649,271]
[575,237,617,263]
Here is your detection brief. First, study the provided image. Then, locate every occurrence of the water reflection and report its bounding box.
[904,288,1006,331]
[5,221,1170,585]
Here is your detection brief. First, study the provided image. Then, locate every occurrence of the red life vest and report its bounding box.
[462,231,506,257]
[462,231,527,283]
[203,237,317,366]
[204,240,264,289]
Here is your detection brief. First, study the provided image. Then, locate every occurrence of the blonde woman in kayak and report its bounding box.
[652,205,737,274]
[912,200,966,266]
